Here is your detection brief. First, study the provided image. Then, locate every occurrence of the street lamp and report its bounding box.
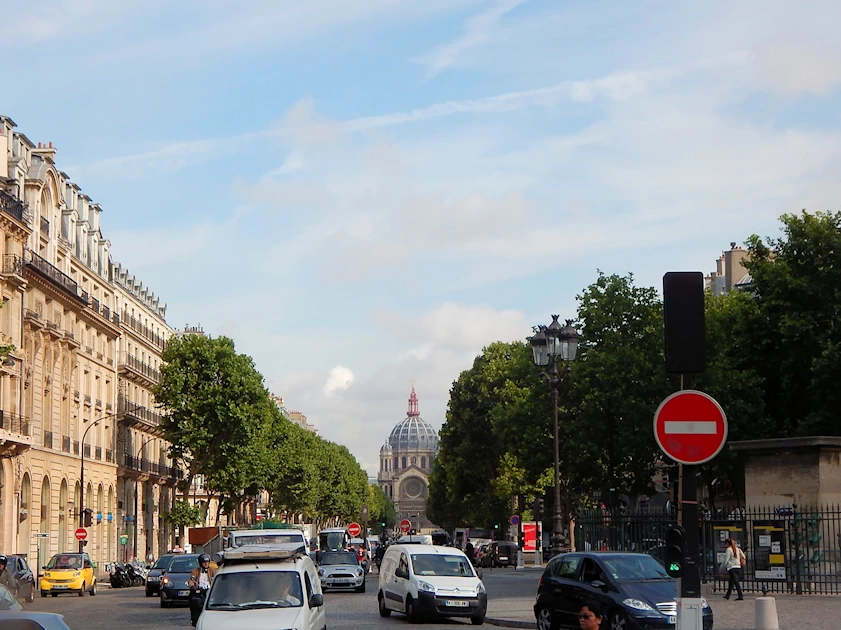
[529,314,581,556]
[79,416,110,552]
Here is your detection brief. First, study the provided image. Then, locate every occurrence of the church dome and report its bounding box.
[388,387,439,452]
[380,439,393,454]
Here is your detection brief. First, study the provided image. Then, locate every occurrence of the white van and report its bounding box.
[228,528,306,548]
[377,544,487,625]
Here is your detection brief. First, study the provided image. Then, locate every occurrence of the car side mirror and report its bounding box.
[42,566,47,570]
[395,567,409,579]
[591,580,607,590]
[309,593,324,608]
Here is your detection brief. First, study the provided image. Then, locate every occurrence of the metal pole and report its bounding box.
[552,383,562,556]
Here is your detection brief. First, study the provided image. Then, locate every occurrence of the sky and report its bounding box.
[3,0,841,476]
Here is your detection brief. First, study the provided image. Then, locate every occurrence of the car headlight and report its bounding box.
[701,597,710,609]
[476,582,486,594]
[622,598,654,611]
[356,568,364,576]
[161,578,170,585]
[73,572,81,577]
[318,569,324,576]
[418,581,436,593]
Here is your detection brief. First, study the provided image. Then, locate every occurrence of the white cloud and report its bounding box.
[322,366,355,397]
[754,42,841,96]
[418,0,527,77]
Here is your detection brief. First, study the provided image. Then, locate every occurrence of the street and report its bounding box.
[21,569,536,629]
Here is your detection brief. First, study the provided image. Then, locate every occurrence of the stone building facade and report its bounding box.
[0,115,178,570]
[378,387,439,532]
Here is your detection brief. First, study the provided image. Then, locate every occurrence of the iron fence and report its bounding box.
[575,505,841,594]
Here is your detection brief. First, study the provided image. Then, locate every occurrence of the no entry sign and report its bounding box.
[654,390,727,465]
[75,528,88,541]
[347,522,362,537]
[399,519,412,533]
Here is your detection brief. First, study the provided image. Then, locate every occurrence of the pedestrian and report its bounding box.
[0,555,14,591]
[577,599,604,630]
[188,553,216,626]
[465,541,474,565]
[721,538,745,600]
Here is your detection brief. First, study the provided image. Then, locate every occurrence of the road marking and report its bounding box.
[664,421,718,434]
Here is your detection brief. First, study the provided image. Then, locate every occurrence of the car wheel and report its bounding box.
[355,580,366,593]
[90,581,97,596]
[405,596,419,623]
[610,610,630,630]
[51,593,58,597]
[40,591,47,598]
[25,585,34,603]
[146,588,153,597]
[79,582,86,597]
[471,613,485,625]
[161,599,169,608]
[378,592,391,617]
[535,606,558,630]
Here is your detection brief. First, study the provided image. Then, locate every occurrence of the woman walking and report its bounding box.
[721,538,745,600]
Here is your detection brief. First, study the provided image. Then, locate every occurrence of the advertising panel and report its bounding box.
[712,522,747,578]
[523,522,537,552]
[753,520,787,581]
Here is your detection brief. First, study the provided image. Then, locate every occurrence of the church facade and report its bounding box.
[378,387,439,533]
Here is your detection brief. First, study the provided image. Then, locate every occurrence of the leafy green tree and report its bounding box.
[161,500,204,530]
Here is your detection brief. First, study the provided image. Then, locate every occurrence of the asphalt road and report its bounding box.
[19,567,538,629]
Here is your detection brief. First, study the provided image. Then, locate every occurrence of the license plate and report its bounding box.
[445,600,470,607]
[332,580,348,584]
[52,585,68,590]
[499,557,508,561]
[178,590,190,596]
[668,616,676,624]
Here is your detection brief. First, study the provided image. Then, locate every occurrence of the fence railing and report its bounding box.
[0,411,30,436]
[574,505,841,594]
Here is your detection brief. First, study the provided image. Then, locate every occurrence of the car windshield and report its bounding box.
[411,554,475,577]
[233,533,302,546]
[320,552,358,566]
[46,555,83,569]
[602,555,671,581]
[207,570,304,609]
[168,556,199,573]
[153,555,173,569]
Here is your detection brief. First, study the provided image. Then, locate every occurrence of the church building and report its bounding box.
[378,387,439,532]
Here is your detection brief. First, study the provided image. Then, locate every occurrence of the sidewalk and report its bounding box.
[485,593,841,629]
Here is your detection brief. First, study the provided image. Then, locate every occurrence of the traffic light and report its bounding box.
[664,525,686,577]
[534,498,544,520]
[83,508,93,527]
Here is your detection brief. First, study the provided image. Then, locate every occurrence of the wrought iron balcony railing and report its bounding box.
[1,254,23,276]
[119,353,160,383]
[0,189,28,225]
[43,431,53,449]
[120,311,166,348]
[0,412,30,436]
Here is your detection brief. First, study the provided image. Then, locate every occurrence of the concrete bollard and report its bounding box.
[516,549,524,570]
[755,597,780,630]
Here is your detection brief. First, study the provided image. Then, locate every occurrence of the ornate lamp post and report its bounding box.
[529,314,582,556]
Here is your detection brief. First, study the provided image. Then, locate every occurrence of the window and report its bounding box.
[579,558,605,584]
[421,457,426,469]
[552,555,581,580]
[398,554,409,577]
[401,456,407,469]
[304,571,313,600]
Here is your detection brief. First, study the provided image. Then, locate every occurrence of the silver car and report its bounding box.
[0,612,71,629]
[318,551,366,593]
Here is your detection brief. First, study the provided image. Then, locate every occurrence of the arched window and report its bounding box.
[421,457,426,469]
[59,480,68,550]
[393,457,398,470]
[401,456,407,469]
[40,476,51,559]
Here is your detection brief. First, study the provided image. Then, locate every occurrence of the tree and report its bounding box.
[161,500,204,530]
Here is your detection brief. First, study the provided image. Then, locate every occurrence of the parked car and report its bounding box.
[145,554,174,596]
[160,554,201,608]
[39,553,97,597]
[0,583,24,611]
[5,554,35,602]
[378,543,486,625]
[534,552,713,630]
[0,612,71,629]
[317,551,365,592]
[491,541,519,568]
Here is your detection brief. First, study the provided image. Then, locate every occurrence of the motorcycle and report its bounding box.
[126,563,146,587]
[109,563,132,588]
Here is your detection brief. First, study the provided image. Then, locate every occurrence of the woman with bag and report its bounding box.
[721,538,745,600]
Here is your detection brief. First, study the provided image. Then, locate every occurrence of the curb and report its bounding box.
[486,617,537,629]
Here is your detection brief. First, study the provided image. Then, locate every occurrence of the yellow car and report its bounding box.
[40,553,97,597]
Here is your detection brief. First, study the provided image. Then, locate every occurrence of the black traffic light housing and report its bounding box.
[665,525,686,578]
[534,498,545,520]
[82,508,93,527]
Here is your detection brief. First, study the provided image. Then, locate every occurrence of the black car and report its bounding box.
[534,552,714,630]
[159,554,199,608]
[145,554,174,597]
[5,554,35,602]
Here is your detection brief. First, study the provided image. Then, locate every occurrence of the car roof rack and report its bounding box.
[214,543,307,565]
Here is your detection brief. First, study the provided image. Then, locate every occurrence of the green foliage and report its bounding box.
[162,500,204,528]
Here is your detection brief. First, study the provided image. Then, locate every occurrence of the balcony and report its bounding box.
[95,446,102,460]
[95,399,102,410]
[45,321,61,338]
[61,435,71,453]
[40,216,49,236]
[23,309,44,329]
[117,395,165,437]
[24,251,85,303]
[1,254,24,284]
[73,389,80,403]
[0,411,31,438]
[120,311,165,349]
[64,331,80,348]
[84,394,91,406]
[119,454,181,482]
[118,353,160,384]
[106,402,112,412]
[43,431,53,449]
[0,189,29,225]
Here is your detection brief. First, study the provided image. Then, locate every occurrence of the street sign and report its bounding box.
[33,533,49,538]
[119,535,128,545]
[347,522,362,537]
[74,527,88,541]
[510,514,521,526]
[399,519,412,534]
[654,390,727,465]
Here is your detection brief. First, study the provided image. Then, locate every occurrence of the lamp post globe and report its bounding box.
[530,314,581,557]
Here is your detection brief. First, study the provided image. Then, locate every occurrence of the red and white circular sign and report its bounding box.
[399,519,412,534]
[347,522,362,537]
[654,390,728,465]
[74,527,88,541]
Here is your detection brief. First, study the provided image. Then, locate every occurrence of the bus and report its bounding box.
[319,527,351,551]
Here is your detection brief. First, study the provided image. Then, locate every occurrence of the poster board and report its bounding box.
[712,522,747,578]
[752,520,787,581]
[523,522,537,552]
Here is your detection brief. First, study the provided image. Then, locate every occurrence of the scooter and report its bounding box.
[110,563,132,588]
[126,563,145,587]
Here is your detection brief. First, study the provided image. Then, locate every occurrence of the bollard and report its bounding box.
[755,597,780,630]
[516,549,524,570]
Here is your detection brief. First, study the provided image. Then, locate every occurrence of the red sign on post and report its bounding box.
[654,390,727,465]
[347,522,362,537]
[399,519,412,534]
[74,528,88,541]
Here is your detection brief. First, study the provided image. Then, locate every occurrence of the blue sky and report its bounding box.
[4,0,841,474]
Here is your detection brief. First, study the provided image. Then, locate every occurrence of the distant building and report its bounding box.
[705,242,753,295]
[179,324,205,337]
[378,386,439,532]
[270,394,316,432]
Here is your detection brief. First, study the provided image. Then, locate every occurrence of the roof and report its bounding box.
[390,544,466,557]
[388,416,439,452]
[217,543,307,565]
[730,436,841,452]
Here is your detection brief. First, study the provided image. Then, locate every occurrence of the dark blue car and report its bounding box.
[534,552,714,630]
